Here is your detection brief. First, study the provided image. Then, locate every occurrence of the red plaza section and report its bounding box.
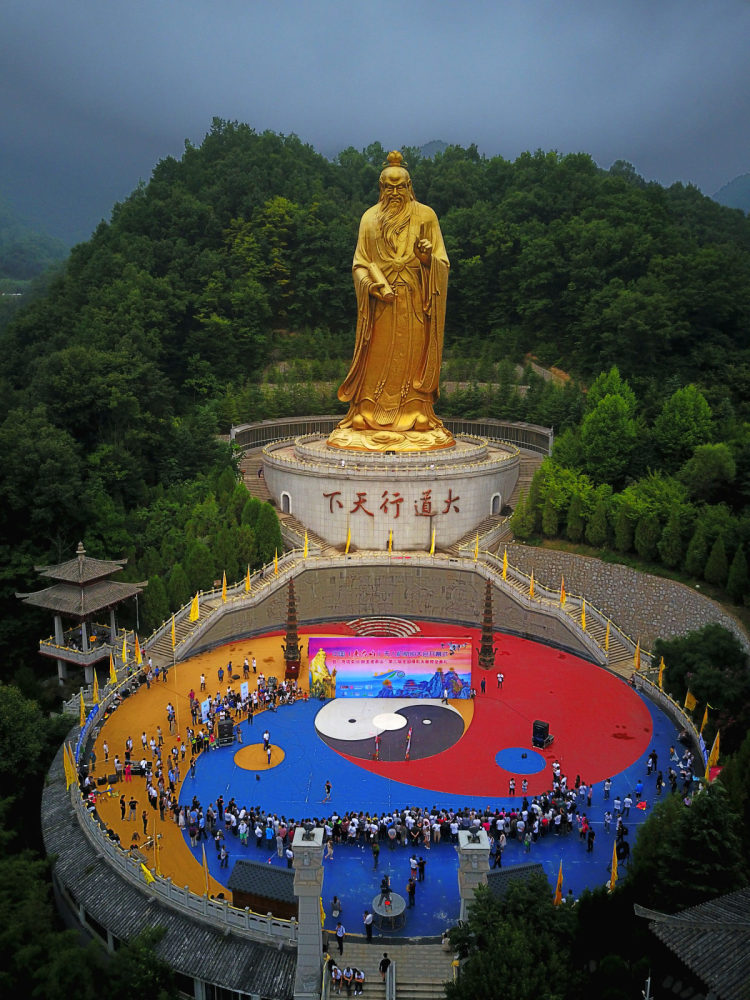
[320,622,652,799]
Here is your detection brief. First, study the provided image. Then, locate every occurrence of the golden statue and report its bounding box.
[328,151,454,452]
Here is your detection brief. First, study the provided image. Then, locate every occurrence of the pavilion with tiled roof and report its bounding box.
[17,541,146,685]
[635,888,750,1000]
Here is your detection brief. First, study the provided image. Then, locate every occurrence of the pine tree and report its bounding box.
[510,490,531,540]
[585,498,609,548]
[726,544,749,604]
[613,505,634,553]
[657,510,684,568]
[684,522,709,578]
[704,534,728,587]
[541,498,559,538]
[634,513,660,562]
[566,493,584,542]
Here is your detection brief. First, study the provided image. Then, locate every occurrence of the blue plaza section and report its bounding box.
[180,693,682,937]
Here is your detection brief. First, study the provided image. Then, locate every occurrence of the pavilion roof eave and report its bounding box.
[16,579,147,617]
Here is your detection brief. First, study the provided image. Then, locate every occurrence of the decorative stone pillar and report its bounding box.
[292,826,325,1000]
[456,829,490,922]
[84,663,94,686]
[56,658,68,684]
[109,609,117,642]
[81,621,90,652]
[54,614,65,645]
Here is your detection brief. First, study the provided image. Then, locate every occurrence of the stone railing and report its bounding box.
[231,415,553,456]
[635,675,705,765]
[71,784,298,943]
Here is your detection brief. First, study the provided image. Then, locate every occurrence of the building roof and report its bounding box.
[17,579,145,616]
[486,863,549,898]
[635,889,750,1000]
[228,859,297,904]
[35,542,128,583]
[42,741,296,999]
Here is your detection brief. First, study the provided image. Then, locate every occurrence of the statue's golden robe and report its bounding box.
[337,202,450,436]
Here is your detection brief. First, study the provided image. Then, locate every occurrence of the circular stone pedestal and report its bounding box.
[263,434,520,551]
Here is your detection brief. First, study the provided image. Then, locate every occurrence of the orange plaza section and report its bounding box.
[91,632,296,895]
[89,630,472,896]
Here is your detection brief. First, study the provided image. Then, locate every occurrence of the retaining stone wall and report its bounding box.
[507,545,749,652]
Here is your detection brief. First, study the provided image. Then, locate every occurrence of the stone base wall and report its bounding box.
[184,562,594,662]
[507,545,749,651]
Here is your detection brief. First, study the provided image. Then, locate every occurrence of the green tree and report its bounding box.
[652,385,713,472]
[254,502,283,565]
[726,544,749,604]
[585,365,637,414]
[612,503,635,553]
[167,562,192,609]
[585,496,609,547]
[703,534,728,586]
[634,512,660,562]
[184,540,215,592]
[657,510,686,568]
[579,394,638,487]
[541,497,559,537]
[683,521,709,577]
[510,490,532,540]
[142,574,169,630]
[678,442,736,503]
[629,782,746,911]
[565,492,585,542]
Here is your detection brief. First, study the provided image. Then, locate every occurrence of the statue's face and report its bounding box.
[380,168,412,208]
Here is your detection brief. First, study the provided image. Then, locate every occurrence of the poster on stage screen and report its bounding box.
[307,636,472,699]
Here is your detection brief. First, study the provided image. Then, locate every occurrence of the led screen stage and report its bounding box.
[307,636,472,699]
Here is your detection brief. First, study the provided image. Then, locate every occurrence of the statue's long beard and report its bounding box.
[377,197,413,254]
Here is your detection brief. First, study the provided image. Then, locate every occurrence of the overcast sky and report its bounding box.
[2,0,749,244]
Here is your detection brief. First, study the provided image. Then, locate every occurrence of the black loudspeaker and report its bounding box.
[532,720,551,748]
[218,720,234,745]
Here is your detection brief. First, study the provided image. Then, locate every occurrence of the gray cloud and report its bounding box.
[2,0,748,243]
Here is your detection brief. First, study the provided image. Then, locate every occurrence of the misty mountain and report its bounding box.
[712,173,750,214]
[0,194,68,282]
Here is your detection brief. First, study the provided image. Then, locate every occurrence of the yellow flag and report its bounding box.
[581,599,586,631]
[345,527,351,554]
[605,620,610,653]
[704,761,711,783]
[658,657,665,690]
[634,641,641,671]
[502,547,508,581]
[79,691,86,728]
[700,704,710,734]
[708,730,720,768]
[171,615,176,649]
[135,634,142,665]
[560,576,566,607]
[684,690,697,712]
[274,549,278,575]
[202,844,210,895]
[474,532,479,561]
[92,670,99,705]
[609,839,618,891]
[122,634,127,664]
[430,528,435,555]
[553,860,563,905]
[388,530,392,553]
[221,571,227,603]
[63,743,76,789]
[189,593,199,621]
[109,653,117,685]
[303,530,308,559]
[140,863,156,885]
[320,896,326,928]
[529,569,535,598]
[245,565,251,592]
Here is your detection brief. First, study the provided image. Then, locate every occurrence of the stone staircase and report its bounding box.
[333,940,454,1000]
[147,596,223,665]
[239,449,272,502]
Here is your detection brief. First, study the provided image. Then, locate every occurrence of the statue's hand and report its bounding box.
[414,238,432,265]
[372,283,395,303]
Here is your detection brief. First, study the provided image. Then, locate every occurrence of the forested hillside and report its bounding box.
[2,118,750,681]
